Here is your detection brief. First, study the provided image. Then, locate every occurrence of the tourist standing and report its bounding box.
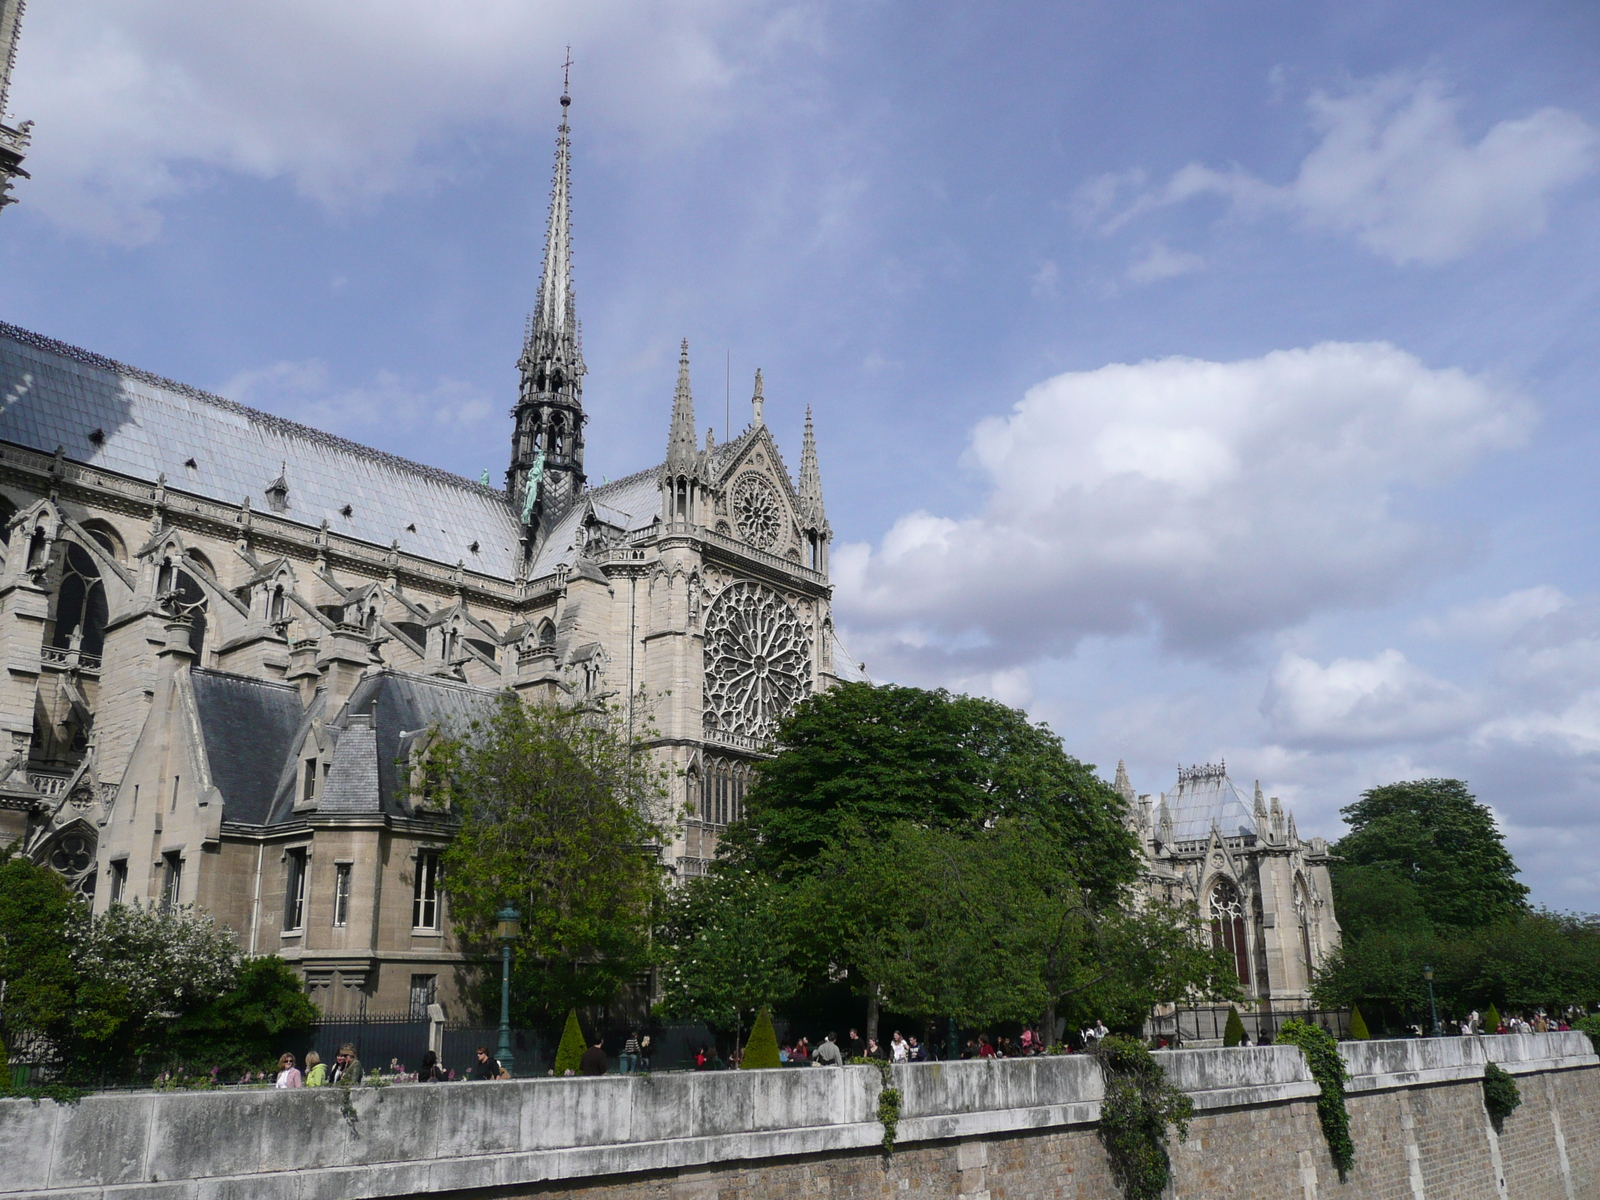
[621,1030,641,1074]
[580,1038,608,1076]
[303,1050,327,1087]
[812,1033,843,1066]
[890,1031,909,1063]
[419,1051,445,1082]
[639,1036,654,1072]
[331,1045,364,1085]
[472,1047,504,1080]
[275,1053,303,1089]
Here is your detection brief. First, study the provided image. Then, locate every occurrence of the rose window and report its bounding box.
[703,582,811,740]
[731,474,783,550]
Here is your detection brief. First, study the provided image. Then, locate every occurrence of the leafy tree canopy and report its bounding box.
[0,848,82,1049]
[655,866,797,1040]
[730,682,1139,901]
[430,695,672,1024]
[1333,779,1527,930]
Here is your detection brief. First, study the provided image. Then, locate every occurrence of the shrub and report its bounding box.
[1276,1019,1354,1178]
[1484,1003,1501,1033]
[1573,1015,1600,1055]
[1223,1006,1245,1047]
[740,1008,780,1070]
[1348,1005,1371,1041]
[1094,1033,1195,1200]
[553,1010,586,1076]
[1482,1061,1521,1131]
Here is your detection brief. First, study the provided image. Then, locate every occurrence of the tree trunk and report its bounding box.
[1044,1002,1057,1049]
[866,990,880,1045]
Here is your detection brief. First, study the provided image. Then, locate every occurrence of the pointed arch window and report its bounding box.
[1294,877,1315,976]
[1208,877,1251,985]
[269,584,287,623]
[51,543,108,658]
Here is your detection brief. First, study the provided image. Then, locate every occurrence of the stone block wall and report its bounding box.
[3,1034,1596,1200]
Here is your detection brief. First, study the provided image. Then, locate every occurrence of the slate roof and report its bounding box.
[0,323,523,577]
[334,671,503,816]
[1161,766,1259,843]
[319,715,382,814]
[188,669,305,824]
[528,467,660,577]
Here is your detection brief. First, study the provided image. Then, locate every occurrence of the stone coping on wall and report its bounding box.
[1340,1029,1598,1094]
[2,1034,1595,1200]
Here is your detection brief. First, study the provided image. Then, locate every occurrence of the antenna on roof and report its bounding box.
[725,350,730,442]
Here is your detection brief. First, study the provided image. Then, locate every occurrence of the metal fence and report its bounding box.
[1148,1005,1349,1045]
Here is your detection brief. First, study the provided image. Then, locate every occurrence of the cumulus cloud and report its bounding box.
[220,359,493,447]
[8,0,806,243]
[1262,649,1481,747]
[835,341,1531,668]
[1082,73,1597,265]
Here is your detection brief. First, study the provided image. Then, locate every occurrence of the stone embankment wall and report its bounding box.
[2,1033,1594,1200]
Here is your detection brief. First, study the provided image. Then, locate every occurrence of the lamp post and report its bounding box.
[1424,964,1441,1038]
[496,904,522,1075]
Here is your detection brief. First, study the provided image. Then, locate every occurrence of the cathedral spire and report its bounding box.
[797,403,830,570]
[510,76,587,545]
[665,340,699,474]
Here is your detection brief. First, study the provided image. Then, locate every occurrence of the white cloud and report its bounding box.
[1261,648,1481,746]
[1092,73,1597,265]
[1413,585,1570,642]
[220,359,493,445]
[835,341,1531,668]
[1127,241,1204,283]
[8,0,807,243]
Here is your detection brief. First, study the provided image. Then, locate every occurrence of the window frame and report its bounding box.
[283,846,309,932]
[412,850,442,931]
[332,861,352,927]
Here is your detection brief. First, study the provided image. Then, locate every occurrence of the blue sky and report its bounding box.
[5,0,1600,906]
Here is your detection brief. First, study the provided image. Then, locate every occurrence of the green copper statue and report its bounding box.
[520,450,545,524]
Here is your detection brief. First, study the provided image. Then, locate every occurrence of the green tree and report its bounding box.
[731,683,1139,901]
[553,1009,586,1075]
[1333,780,1527,930]
[1223,1006,1245,1047]
[170,956,319,1074]
[1348,1004,1370,1041]
[430,695,671,1024]
[1327,863,1433,937]
[656,865,798,1049]
[0,848,83,1057]
[741,1008,780,1069]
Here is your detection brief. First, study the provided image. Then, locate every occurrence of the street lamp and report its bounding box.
[496,904,522,1075]
[1424,964,1441,1038]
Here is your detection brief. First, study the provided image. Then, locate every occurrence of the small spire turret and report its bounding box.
[797,404,830,571]
[751,369,765,427]
[665,340,699,474]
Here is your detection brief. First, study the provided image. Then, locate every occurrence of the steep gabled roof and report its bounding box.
[0,323,523,577]
[187,669,305,824]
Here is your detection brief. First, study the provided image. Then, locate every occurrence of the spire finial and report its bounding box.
[798,404,827,531]
[751,368,765,427]
[561,46,572,106]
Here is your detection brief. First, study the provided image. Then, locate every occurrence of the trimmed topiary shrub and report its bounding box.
[553,1009,586,1076]
[1223,1006,1246,1047]
[1483,1061,1521,1131]
[741,1008,781,1070]
[1484,1003,1502,1034]
[1348,1005,1371,1041]
[1277,1019,1354,1179]
[1094,1033,1195,1200]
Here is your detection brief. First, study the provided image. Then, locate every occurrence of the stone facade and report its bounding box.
[3,1033,1595,1200]
[0,0,28,213]
[1116,761,1341,1011]
[0,89,860,1016]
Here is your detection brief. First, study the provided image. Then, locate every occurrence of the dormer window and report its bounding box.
[265,464,290,513]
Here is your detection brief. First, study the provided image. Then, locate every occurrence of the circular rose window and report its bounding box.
[731,474,784,550]
[703,582,811,740]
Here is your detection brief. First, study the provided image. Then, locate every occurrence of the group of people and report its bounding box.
[271,1045,366,1089]
[1455,1009,1573,1037]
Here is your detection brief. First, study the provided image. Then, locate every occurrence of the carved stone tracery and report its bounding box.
[703,581,811,740]
[730,474,783,550]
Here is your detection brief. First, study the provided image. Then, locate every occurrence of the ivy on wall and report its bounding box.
[1094,1035,1195,1200]
[1275,1019,1354,1178]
